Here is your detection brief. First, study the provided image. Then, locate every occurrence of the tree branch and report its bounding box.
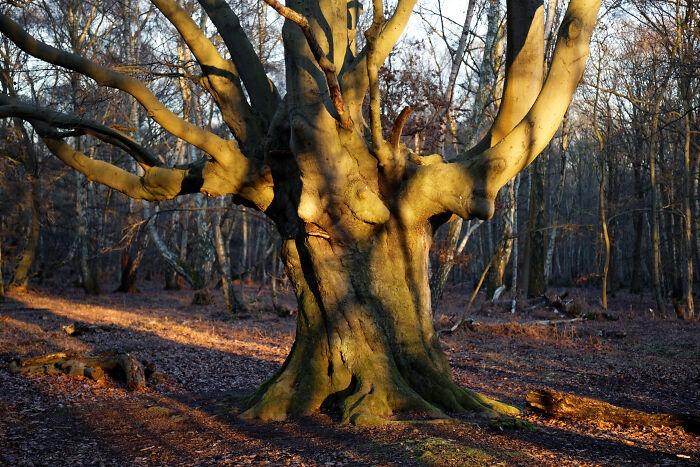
[260,0,353,129]
[366,0,391,167]
[38,134,196,201]
[341,0,418,107]
[467,0,545,156]
[0,12,245,174]
[400,0,601,225]
[152,0,265,153]
[197,0,281,122]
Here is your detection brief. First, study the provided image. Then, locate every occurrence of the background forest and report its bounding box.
[0,0,698,320]
[1,0,698,320]
[0,0,698,465]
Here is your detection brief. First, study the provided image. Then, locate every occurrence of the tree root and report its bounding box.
[8,351,149,391]
[240,359,519,426]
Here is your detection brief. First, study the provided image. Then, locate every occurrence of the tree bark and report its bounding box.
[10,170,40,290]
[243,231,517,424]
[524,159,547,298]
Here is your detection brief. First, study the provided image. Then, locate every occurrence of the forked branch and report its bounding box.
[400,0,601,225]
[152,0,265,151]
[197,0,281,122]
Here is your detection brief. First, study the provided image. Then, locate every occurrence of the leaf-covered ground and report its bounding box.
[0,283,698,466]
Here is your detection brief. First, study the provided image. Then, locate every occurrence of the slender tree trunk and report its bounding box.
[650,104,665,315]
[487,178,516,297]
[0,235,4,300]
[544,114,569,284]
[117,234,147,293]
[511,174,521,313]
[213,202,246,314]
[681,111,694,319]
[430,220,483,314]
[76,170,100,294]
[630,162,644,293]
[524,159,546,297]
[598,151,610,310]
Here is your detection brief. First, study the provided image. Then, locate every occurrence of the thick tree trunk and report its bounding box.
[243,226,517,424]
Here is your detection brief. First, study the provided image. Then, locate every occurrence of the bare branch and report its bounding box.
[152,0,265,151]
[341,0,418,106]
[260,0,353,129]
[0,94,162,168]
[0,12,245,173]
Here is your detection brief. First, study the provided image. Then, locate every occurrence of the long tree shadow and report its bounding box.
[1,291,697,465]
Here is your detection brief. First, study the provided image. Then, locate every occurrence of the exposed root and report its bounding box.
[240,359,518,426]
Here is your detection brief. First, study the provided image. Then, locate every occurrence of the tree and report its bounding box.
[0,0,601,424]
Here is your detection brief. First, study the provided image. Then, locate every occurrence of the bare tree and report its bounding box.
[0,0,602,423]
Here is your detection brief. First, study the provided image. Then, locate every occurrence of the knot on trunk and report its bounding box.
[345,180,390,225]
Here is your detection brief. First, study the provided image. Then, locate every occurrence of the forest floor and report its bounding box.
[0,281,698,466]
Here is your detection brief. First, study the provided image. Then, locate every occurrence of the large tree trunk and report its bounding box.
[243,226,516,424]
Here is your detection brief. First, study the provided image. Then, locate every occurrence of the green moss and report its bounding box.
[488,416,537,431]
[404,436,526,466]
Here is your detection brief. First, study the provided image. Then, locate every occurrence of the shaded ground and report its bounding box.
[0,282,698,466]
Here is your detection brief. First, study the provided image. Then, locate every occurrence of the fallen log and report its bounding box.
[526,389,700,434]
[62,322,114,336]
[9,351,147,391]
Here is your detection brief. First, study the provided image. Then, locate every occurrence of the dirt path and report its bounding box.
[1,285,698,466]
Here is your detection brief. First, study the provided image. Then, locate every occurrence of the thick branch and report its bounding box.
[261,0,352,129]
[0,12,245,172]
[468,0,545,155]
[152,0,265,151]
[197,0,281,121]
[40,136,196,201]
[400,0,601,224]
